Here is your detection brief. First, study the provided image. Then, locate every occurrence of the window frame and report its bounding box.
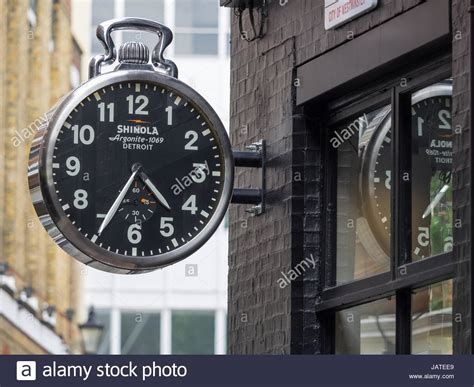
[317,58,455,354]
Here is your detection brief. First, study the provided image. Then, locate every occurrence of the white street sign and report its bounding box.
[325,0,378,30]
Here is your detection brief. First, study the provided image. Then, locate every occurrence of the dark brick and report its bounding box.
[228,0,470,354]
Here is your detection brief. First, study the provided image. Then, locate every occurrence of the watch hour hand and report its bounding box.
[98,168,139,235]
[422,184,449,219]
[138,170,171,211]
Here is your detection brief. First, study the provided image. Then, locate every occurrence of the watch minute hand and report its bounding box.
[138,170,171,211]
[98,170,139,235]
[422,184,450,219]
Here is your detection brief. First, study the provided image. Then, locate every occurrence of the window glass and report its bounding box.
[411,279,453,354]
[124,0,164,20]
[120,311,160,354]
[335,297,396,354]
[95,309,111,354]
[411,81,453,261]
[335,105,391,285]
[175,33,218,56]
[123,0,165,51]
[176,0,218,28]
[172,310,214,354]
[174,0,219,55]
[91,0,115,54]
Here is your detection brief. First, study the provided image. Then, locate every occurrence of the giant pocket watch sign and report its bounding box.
[28,18,234,274]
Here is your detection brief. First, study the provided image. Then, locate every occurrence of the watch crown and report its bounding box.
[118,41,149,64]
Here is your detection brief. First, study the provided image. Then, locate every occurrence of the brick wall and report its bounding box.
[452,0,472,354]
[0,0,83,354]
[227,0,453,354]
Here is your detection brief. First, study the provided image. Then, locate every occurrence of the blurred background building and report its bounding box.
[76,0,231,355]
[0,0,84,354]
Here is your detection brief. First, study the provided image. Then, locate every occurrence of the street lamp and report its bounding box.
[79,306,104,354]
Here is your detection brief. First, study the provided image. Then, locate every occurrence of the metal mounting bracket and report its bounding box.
[231,140,266,215]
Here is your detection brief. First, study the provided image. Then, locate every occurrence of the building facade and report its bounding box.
[82,0,231,354]
[0,0,85,354]
[226,0,472,354]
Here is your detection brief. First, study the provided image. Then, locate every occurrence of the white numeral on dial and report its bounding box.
[127,95,149,115]
[384,170,391,190]
[166,106,173,125]
[160,217,174,237]
[417,117,424,136]
[182,195,197,214]
[73,189,88,209]
[71,124,95,145]
[444,236,453,252]
[98,102,115,122]
[192,163,207,183]
[184,130,198,150]
[127,223,142,244]
[438,109,451,129]
[417,227,430,247]
[66,156,80,176]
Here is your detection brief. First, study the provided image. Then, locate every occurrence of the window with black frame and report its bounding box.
[319,64,454,355]
[335,104,392,285]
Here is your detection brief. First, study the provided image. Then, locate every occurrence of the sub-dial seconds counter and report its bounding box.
[118,180,157,223]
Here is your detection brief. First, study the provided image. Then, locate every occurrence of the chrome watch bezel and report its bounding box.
[28,69,234,274]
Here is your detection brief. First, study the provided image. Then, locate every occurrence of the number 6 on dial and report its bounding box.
[128,224,142,244]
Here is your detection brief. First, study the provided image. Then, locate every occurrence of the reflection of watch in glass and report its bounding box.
[359,82,453,260]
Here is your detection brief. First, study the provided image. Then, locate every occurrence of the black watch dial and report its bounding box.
[52,81,225,257]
